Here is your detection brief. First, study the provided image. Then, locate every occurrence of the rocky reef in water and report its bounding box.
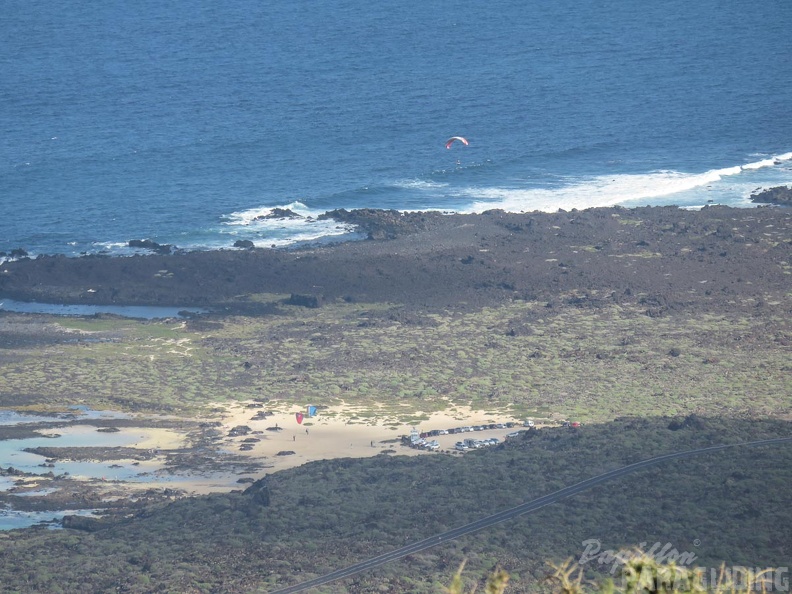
[751,185,792,206]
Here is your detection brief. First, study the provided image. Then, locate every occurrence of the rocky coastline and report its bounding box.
[0,205,790,316]
[751,185,792,207]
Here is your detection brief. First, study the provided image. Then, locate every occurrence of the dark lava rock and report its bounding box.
[1,205,790,316]
[751,185,792,206]
[233,239,255,249]
[275,450,295,456]
[287,293,323,308]
[228,425,252,437]
[254,208,302,220]
[128,239,176,254]
[319,208,442,240]
[5,248,29,259]
[62,515,106,532]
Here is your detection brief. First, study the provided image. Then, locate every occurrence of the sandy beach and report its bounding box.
[216,402,532,477]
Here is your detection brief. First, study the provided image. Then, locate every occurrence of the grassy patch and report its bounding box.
[0,299,789,422]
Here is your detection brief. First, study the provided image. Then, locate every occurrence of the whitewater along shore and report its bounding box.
[0,205,790,316]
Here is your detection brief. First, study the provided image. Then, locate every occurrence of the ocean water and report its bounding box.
[2,0,791,258]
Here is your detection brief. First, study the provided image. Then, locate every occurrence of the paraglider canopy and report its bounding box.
[445,136,469,149]
[295,412,304,424]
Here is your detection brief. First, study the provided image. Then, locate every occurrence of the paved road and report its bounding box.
[269,436,792,593]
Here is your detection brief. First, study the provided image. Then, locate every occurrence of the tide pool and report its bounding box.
[0,299,206,319]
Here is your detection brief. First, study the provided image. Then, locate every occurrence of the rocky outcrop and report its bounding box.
[62,514,106,532]
[128,239,176,254]
[750,186,792,206]
[233,239,255,249]
[319,208,443,240]
[254,208,302,220]
[286,293,323,308]
[2,206,791,314]
[0,248,29,259]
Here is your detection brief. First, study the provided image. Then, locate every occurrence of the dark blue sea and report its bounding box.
[2,0,791,258]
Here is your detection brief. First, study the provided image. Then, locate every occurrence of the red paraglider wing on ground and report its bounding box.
[445,136,469,149]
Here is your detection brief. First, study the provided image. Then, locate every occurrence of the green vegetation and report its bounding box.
[0,295,789,422]
[0,417,789,592]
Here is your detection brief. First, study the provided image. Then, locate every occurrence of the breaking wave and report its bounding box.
[456,152,792,214]
[221,201,358,248]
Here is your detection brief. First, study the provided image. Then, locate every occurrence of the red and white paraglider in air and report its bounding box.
[295,412,304,424]
[445,136,469,149]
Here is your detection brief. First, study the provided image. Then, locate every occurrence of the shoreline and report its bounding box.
[2,181,791,263]
[1,203,790,525]
[1,205,790,315]
[0,402,539,517]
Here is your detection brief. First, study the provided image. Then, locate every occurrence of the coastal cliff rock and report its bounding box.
[319,208,443,240]
[750,186,792,206]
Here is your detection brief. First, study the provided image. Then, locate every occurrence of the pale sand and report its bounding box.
[95,404,537,496]
[121,427,187,450]
[213,402,530,481]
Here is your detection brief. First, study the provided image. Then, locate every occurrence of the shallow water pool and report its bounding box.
[0,298,206,319]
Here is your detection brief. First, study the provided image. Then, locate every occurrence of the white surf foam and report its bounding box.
[393,179,449,190]
[221,201,357,247]
[223,201,319,226]
[456,152,792,213]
